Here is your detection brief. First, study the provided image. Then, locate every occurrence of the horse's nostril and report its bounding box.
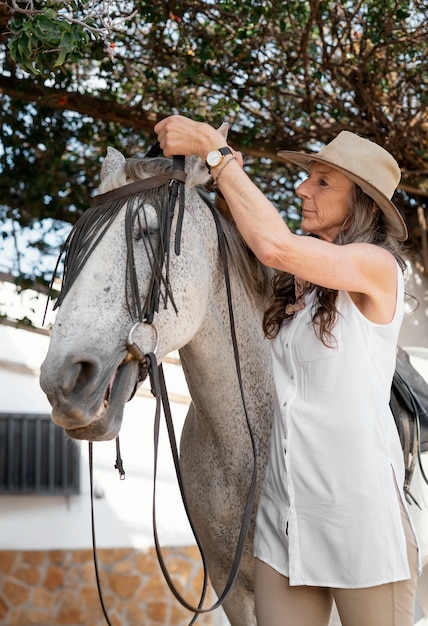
[76,361,97,386]
[62,356,100,397]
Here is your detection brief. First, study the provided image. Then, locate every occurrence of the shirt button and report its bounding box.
[285,343,289,348]
[290,374,294,380]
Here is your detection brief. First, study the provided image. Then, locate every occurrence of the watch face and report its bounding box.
[206,150,223,167]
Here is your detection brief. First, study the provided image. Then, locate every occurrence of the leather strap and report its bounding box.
[89,442,115,626]
[147,191,257,619]
[91,170,187,207]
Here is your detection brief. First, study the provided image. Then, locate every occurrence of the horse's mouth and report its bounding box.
[62,359,141,441]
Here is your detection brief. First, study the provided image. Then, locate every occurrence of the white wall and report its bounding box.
[1,264,428,553]
[0,320,196,551]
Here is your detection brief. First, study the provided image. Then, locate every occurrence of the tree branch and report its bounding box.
[0,75,283,160]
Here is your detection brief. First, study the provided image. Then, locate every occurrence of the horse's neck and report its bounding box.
[179,276,273,438]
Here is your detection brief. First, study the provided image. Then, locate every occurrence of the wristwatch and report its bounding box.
[205,147,233,173]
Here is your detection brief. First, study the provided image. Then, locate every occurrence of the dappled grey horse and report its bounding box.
[40,145,274,625]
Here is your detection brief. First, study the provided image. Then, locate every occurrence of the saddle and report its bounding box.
[390,346,428,498]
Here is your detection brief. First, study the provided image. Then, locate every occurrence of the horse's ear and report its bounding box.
[100,146,126,182]
[185,122,230,187]
[217,122,230,140]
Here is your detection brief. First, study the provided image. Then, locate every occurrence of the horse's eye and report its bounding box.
[133,228,157,241]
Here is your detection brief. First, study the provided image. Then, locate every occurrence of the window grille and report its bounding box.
[0,413,80,495]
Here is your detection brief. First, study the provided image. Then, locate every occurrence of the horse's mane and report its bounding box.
[54,155,271,313]
[201,192,272,306]
[124,156,272,307]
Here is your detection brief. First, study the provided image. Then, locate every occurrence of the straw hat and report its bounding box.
[278,131,407,240]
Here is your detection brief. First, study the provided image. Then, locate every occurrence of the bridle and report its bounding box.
[77,148,258,625]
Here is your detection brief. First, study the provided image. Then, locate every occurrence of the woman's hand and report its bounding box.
[154,115,226,160]
[154,114,243,170]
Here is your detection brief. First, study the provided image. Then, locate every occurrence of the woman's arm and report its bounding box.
[154,115,398,320]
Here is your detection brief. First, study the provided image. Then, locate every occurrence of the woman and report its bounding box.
[155,116,420,626]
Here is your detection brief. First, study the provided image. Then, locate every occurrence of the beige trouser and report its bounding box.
[254,501,418,626]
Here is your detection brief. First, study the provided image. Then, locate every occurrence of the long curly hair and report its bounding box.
[262,184,406,346]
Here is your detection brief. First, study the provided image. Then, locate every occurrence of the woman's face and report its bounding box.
[295,163,354,242]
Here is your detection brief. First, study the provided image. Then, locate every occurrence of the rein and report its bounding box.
[86,149,257,625]
[148,191,258,621]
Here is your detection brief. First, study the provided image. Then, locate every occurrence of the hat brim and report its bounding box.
[277,150,408,241]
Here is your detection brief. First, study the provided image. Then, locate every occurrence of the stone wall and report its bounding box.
[0,546,219,626]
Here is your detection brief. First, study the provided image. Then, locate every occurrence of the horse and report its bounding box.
[39,146,428,626]
[39,144,275,625]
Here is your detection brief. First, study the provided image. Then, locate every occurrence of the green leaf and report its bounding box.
[54,47,69,67]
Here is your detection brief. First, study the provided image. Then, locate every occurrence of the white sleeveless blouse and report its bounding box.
[254,265,420,587]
